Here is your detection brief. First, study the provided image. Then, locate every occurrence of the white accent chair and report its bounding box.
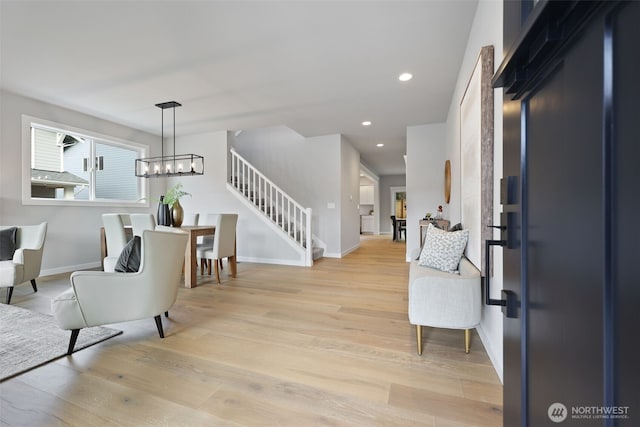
[199,214,238,284]
[51,229,188,355]
[408,249,481,355]
[102,214,129,272]
[196,213,219,273]
[0,222,47,304]
[130,213,156,237]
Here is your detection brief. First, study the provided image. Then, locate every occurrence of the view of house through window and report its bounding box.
[30,123,144,202]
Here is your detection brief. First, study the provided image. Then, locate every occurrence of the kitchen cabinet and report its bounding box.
[360,185,374,205]
[361,215,374,234]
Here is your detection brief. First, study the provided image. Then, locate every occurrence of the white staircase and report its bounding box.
[228,148,322,266]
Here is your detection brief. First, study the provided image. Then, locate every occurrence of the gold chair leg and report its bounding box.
[416,325,423,355]
[465,329,471,354]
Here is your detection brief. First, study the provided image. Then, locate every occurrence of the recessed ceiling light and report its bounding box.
[376,143,384,147]
[399,72,413,82]
[362,121,372,126]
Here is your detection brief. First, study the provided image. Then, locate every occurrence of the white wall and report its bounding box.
[233,126,359,258]
[340,136,361,256]
[406,123,447,260]
[168,131,302,265]
[404,0,504,382]
[443,0,504,382]
[0,91,160,275]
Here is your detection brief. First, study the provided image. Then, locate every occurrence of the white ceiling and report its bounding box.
[0,1,478,176]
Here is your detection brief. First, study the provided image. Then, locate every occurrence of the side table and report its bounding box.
[419,219,451,247]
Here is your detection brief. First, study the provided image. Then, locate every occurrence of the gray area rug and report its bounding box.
[0,303,122,381]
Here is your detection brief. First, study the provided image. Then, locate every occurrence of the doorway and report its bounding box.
[389,187,406,219]
[389,186,406,241]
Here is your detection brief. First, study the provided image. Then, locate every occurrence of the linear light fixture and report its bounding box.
[135,101,204,178]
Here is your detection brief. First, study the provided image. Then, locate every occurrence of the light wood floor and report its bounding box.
[0,235,502,426]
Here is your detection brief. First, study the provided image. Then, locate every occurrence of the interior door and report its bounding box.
[497,1,639,425]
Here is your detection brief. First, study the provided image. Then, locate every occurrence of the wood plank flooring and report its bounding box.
[0,235,503,426]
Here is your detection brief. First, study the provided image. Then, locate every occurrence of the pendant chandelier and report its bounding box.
[135,101,204,178]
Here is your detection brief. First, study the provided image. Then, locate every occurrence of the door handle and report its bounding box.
[484,237,518,318]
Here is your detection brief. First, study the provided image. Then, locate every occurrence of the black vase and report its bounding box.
[157,196,171,226]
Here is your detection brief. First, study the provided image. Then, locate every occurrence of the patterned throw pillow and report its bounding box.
[418,223,469,273]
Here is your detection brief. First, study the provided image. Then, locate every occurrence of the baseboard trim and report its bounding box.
[236,256,308,267]
[476,323,504,384]
[341,243,360,257]
[322,252,341,258]
[41,262,101,277]
[322,243,360,259]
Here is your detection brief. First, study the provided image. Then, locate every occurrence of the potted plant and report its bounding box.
[162,183,191,227]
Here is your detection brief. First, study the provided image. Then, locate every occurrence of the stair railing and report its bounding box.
[230,148,312,266]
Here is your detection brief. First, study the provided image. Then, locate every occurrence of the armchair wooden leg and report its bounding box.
[67,329,80,355]
[214,259,221,284]
[465,329,471,354]
[31,279,38,293]
[6,287,13,304]
[416,325,423,355]
[154,315,164,338]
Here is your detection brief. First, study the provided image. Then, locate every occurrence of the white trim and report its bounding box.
[323,243,360,259]
[25,116,147,151]
[389,186,406,218]
[341,243,360,257]
[236,256,308,267]
[40,262,101,277]
[359,163,379,182]
[22,115,150,207]
[477,323,504,384]
[322,252,342,258]
[226,182,310,266]
[360,164,380,235]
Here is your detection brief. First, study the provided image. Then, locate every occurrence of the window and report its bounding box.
[23,116,149,206]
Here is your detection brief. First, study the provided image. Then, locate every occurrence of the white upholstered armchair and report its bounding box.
[51,229,188,355]
[0,222,48,304]
[408,253,481,355]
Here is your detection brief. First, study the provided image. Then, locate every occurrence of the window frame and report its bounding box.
[22,115,150,207]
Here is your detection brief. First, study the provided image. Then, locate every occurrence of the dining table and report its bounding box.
[100,224,218,288]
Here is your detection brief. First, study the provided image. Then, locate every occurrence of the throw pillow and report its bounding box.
[415,222,465,260]
[418,224,469,273]
[0,227,18,261]
[448,222,463,232]
[114,236,141,273]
